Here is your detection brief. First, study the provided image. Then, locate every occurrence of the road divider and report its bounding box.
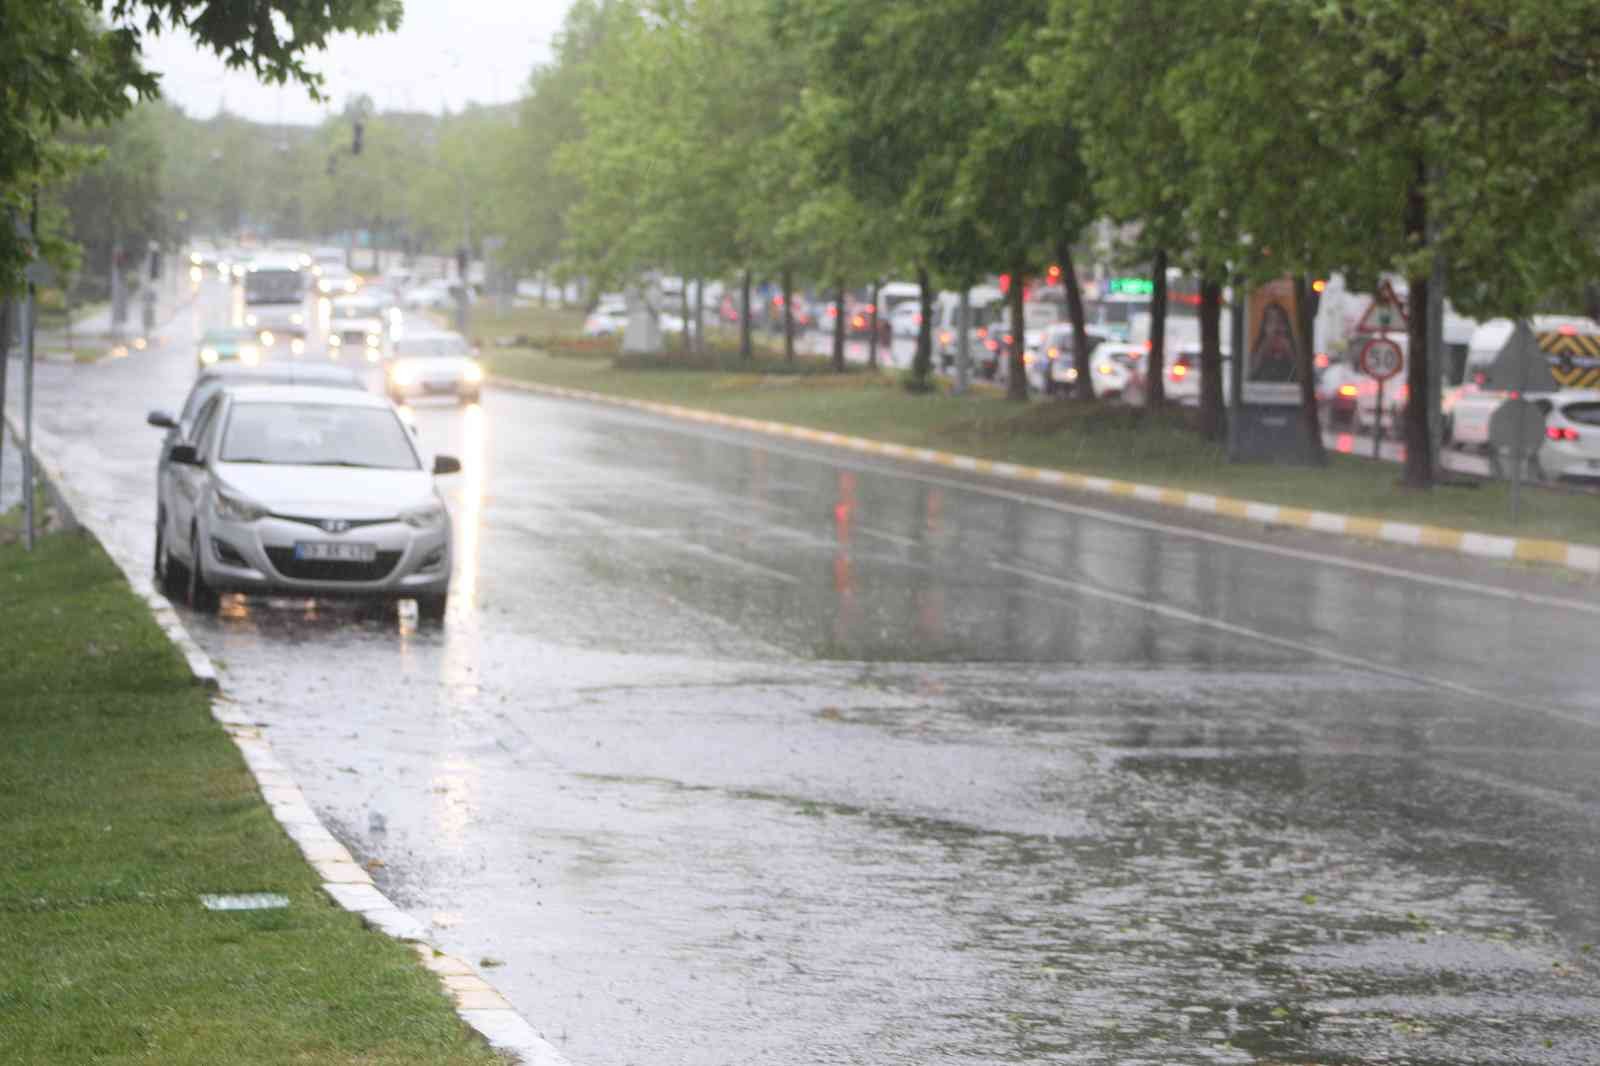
[491,378,1600,578]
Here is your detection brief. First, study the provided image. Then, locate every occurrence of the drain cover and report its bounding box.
[200,893,290,911]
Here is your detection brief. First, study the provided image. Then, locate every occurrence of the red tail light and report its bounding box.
[1003,333,1014,345]
[1548,426,1580,441]
[985,339,999,352]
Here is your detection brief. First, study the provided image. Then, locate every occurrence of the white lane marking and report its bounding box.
[857,526,921,549]
[990,562,1597,730]
[507,388,1600,616]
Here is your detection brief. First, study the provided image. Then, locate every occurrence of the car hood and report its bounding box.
[395,356,474,376]
[215,463,435,520]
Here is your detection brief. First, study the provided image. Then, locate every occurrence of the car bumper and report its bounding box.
[389,377,478,399]
[1540,444,1600,479]
[201,514,451,599]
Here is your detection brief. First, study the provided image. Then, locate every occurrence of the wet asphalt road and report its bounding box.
[10,278,1600,1065]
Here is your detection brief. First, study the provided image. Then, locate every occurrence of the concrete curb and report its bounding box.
[489,377,1600,578]
[7,416,569,1066]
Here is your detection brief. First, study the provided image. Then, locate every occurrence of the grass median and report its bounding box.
[0,530,502,1065]
[484,345,1600,548]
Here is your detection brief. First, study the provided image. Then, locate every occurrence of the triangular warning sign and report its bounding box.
[1355,280,1408,333]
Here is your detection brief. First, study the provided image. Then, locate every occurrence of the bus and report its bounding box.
[242,253,309,353]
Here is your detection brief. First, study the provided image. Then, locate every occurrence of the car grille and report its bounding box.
[265,548,402,582]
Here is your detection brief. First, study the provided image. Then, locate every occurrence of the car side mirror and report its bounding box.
[147,410,178,429]
[169,443,201,465]
[433,455,461,475]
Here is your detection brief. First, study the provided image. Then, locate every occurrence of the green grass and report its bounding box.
[484,347,1600,547]
[0,532,503,1066]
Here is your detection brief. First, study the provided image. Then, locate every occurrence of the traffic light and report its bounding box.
[352,120,364,155]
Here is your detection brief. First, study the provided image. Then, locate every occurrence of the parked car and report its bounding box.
[149,384,458,620]
[891,302,925,338]
[386,329,483,404]
[1316,360,1362,427]
[1037,324,1110,396]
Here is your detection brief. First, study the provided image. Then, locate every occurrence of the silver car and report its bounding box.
[151,385,460,621]
[386,329,484,404]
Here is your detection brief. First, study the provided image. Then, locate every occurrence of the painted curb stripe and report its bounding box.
[12,414,570,1066]
[488,377,1600,577]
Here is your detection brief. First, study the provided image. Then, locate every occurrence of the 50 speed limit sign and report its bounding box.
[1358,337,1404,381]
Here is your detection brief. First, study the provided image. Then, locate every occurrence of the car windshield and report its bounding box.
[220,402,419,469]
[402,338,471,358]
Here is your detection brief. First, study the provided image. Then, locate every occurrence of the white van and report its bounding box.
[1450,316,1600,447]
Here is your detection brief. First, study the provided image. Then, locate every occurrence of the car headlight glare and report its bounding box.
[245,313,258,326]
[463,362,484,383]
[328,333,343,347]
[391,365,417,386]
[401,503,447,529]
[199,346,219,365]
[214,489,267,523]
[366,333,381,348]
[259,330,275,347]
[290,312,304,325]
[240,346,261,366]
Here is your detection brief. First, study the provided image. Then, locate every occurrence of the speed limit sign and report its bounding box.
[1358,337,1404,380]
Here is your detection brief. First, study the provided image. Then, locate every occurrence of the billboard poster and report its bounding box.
[1245,278,1301,404]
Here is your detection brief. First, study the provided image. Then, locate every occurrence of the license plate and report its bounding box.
[293,541,377,562]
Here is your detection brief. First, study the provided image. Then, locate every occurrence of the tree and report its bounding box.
[0,0,401,295]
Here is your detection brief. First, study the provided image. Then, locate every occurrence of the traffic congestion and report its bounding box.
[151,243,482,621]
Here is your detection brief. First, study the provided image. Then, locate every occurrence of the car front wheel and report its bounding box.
[416,591,448,623]
[187,524,220,613]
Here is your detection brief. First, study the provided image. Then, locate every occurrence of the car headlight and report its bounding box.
[400,503,448,529]
[245,313,258,326]
[1064,367,1079,381]
[328,333,342,347]
[319,280,332,293]
[199,346,219,365]
[290,338,305,355]
[344,279,358,293]
[390,365,417,386]
[239,345,260,366]
[190,252,202,265]
[259,330,275,347]
[366,333,381,348]
[290,312,304,325]
[213,488,267,523]
[1097,362,1116,376]
[463,362,484,383]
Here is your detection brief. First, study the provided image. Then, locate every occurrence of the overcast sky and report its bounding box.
[144,0,576,124]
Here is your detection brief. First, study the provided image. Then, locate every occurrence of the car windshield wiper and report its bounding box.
[220,457,279,464]
[301,460,398,468]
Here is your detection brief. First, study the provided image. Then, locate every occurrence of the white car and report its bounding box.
[1533,391,1600,479]
[387,330,484,404]
[151,385,458,621]
[328,314,388,364]
[316,264,360,296]
[583,300,629,337]
[890,302,925,338]
[1163,345,1234,406]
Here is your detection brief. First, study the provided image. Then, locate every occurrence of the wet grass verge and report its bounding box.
[0,531,501,1065]
[484,347,1600,548]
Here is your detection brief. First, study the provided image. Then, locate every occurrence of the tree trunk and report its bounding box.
[1059,239,1093,401]
[912,265,934,384]
[1146,248,1168,407]
[680,280,691,353]
[1005,264,1027,402]
[867,281,880,369]
[1291,274,1327,464]
[782,268,795,363]
[692,278,704,354]
[831,282,846,372]
[1198,275,1225,440]
[1403,160,1434,488]
[740,269,753,361]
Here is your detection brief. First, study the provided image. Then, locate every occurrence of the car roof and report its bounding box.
[197,363,363,386]
[224,384,390,407]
